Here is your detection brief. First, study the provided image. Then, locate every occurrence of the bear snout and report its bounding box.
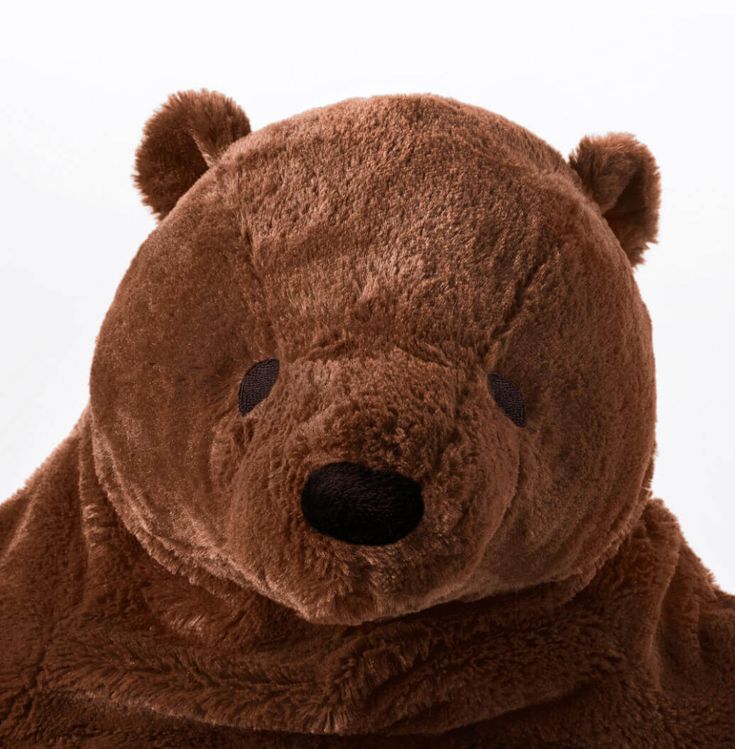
[300,461,424,545]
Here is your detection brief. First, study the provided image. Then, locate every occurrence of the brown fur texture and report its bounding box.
[1,91,733,747]
[569,133,660,266]
[134,90,251,220]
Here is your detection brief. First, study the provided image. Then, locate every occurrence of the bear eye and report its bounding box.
[239,358,280,415]
[488,373,527,427]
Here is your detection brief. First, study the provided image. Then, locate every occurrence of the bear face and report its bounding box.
[89,92,659,625]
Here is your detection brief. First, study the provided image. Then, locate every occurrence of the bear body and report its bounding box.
[1,93,734,747]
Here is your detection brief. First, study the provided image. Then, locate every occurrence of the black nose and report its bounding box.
[301,462,424,546]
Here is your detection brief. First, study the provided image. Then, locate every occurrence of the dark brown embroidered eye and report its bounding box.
[489,374,526,427]
[239,359,280,415]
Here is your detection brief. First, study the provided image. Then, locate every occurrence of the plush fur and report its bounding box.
[1,91,733,747]
[569,133,661,266]
[134,90,251,220]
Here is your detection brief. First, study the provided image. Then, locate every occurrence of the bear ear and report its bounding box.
[569,133,661,266]
[134,90,250,221]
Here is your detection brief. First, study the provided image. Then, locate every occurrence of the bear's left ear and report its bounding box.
[569,134,661,266]
[134,90,250,221]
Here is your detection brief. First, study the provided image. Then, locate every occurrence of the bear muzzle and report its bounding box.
[300,461,424,545]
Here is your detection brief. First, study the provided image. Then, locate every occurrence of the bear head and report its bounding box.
[89,91,660,625]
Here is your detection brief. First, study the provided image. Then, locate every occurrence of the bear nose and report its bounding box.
[301,462,424,546]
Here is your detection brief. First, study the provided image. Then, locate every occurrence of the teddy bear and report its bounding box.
[1,89,733,748]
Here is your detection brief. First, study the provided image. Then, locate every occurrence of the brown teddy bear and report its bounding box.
[1,90,733,748]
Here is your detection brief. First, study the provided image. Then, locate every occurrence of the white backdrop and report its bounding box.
[1,1,734,587]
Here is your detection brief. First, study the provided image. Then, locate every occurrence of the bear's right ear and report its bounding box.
[569,133,660,266]
[134,90,250,221]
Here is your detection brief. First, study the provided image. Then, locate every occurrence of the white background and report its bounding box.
[1,2,733,587]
